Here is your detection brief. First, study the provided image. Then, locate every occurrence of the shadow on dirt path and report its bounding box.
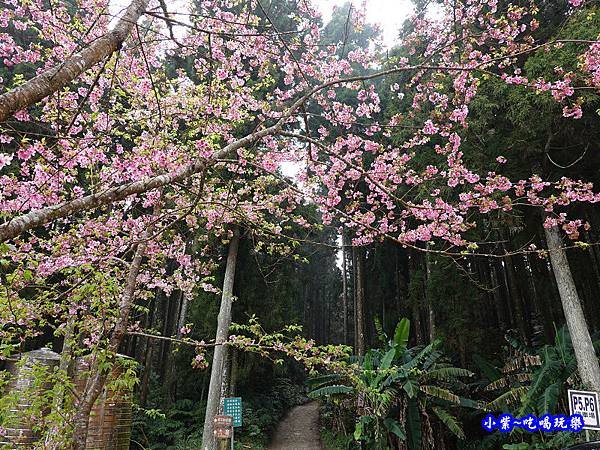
[267,401,323,450]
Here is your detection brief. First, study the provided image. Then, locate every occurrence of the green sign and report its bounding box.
[223,397,242,427]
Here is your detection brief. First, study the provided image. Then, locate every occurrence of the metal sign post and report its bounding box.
[223,397,243,427]
[568,389,600,434]
[223,397,242,450]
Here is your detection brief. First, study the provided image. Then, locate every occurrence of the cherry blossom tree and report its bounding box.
[1,0,600,446]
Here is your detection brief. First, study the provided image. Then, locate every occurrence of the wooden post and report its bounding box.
[201,228,241,450]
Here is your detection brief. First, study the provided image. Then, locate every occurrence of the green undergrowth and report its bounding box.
[132,376,307,449]
[321,427,352,450]
[319,402,359,450]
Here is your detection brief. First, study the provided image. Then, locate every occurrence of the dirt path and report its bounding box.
[268,401,323,450]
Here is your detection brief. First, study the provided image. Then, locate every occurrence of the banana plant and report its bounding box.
[485,326,583,416]
[482,326,595,450]
[309,318,475,449]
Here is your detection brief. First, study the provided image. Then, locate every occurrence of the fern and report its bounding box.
[523,358,561,409]
[459,397,486,410]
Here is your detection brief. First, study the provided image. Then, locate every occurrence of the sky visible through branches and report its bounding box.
[105,0,438,267]
[109,0,414,49]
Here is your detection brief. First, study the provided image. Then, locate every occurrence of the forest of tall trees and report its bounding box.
[1,0,600,449]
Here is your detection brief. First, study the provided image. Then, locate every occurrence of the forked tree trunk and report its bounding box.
[545,224,600,392]
[201,227,240,450]
[71,224,152,449]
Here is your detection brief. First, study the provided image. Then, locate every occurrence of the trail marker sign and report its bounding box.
[213,415,233,439]
[223,397,242,427]
[568,389,600,430]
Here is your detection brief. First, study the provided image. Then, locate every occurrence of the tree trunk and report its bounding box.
[201,227,241,450]
[229,349,238,397]
[495,258,515,330]
[71,223,152,449]
[355,247,365,356]
[139,294,160,407]
[525,253,554,343]
[342,233,349,345]
[352,246,358,349]
[545,224,600,392]
[503,252,529,344]
[408,251,424,346]
[512,254,535,338]
[159,290,175,385]
[487,259,507,330]
[164,289,189,403]
[425,247,435,342]
[220,349,231,399]
[395,247,402,317]
[139,338,155,407]
[200,370,209,405]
